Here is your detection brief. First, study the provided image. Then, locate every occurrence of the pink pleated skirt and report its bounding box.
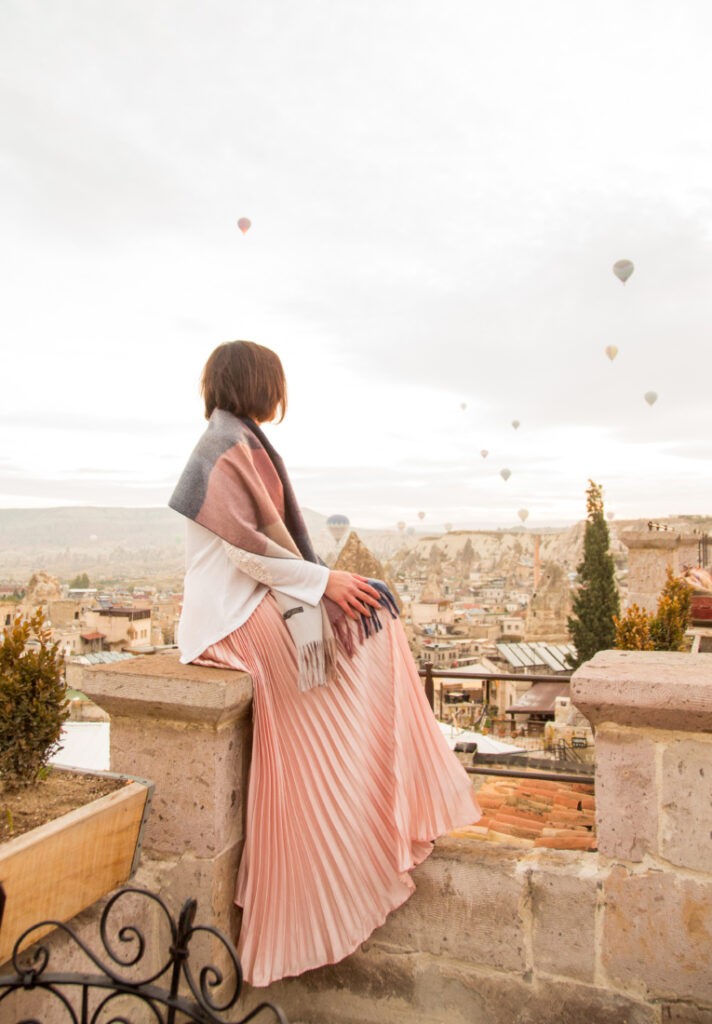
[195,593,480,987]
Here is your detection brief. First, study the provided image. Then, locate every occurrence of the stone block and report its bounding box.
[602,866,712,1003]
[521,976,655,1024]
[594,729,658,861]
[245,951,520,1024]
[369,839,528,972]
[239,947,419,1024]
[147,842,244,945]
[78,652,253,726]
[413,957,530,1024]
[415,958,653,1024]
[295,944,417,1002]
[530,862,598,982]
[661,738,712,873]
[110,713,251,858]
[661,1006,712,1023]
[572,650,712,732]
[78,655,255,859]
[238,946,656,1024]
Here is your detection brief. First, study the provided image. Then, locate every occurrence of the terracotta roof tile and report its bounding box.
[553,792,583,809]
[534,835,595,850]
[450,775,597,852]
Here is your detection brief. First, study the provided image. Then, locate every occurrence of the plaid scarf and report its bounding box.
[169,409,397,690]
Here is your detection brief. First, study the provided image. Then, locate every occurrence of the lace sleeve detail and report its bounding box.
[222,540,274,586]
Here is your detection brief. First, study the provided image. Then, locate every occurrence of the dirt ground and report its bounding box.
[1,769,126,843]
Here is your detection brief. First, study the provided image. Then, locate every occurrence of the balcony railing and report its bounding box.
[416,662,589,783]
[417,661,570,711]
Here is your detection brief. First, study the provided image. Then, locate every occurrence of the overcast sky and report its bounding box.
[2,1,711,530]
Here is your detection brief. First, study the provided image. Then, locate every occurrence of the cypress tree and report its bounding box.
[567,480,620,667]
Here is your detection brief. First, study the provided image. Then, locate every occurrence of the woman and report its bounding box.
[170,340,480,988]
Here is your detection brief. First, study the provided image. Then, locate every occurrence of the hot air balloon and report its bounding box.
[500,468,511,482]
[605,345,618,362]
[512,420,520,430]
[613,259,634,284]
[606,511,616,521]
[89,534,98,542]
[460,402,467,411]
[417,511,426,521]
[644,391,658,406]
[480,449,489,459]
[517,509,529,524]
[326,513,349,543]
[444,522,453,532]
[397,521,406,532]
[237,217,251,234]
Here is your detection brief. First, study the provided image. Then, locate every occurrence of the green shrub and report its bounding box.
[0,609,68,787]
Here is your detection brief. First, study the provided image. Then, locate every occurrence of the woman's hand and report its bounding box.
[325,572,382,620]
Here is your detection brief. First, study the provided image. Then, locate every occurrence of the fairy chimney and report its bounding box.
[334,531,401,611]
[25,570,62,606]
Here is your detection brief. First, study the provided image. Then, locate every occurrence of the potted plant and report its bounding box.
[0,611,152,965]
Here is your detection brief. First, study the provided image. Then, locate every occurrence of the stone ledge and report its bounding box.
[246,946,658,1024]
[71,651,253,725]
[572,650,712,732]
[620,531,696,551]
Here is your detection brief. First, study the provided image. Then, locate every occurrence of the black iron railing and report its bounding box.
[0,887,288,1024]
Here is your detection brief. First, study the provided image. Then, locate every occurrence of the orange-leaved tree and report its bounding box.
[614,567,693,652]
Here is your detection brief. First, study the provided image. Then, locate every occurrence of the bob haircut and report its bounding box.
[201,341,287,423]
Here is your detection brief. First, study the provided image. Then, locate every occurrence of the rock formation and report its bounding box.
[419,573,449,605]
[25,570,62,605]
[524,562,573,642]
[334,532,401,610]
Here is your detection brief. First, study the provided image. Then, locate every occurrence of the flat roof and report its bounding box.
[507,681,571,715]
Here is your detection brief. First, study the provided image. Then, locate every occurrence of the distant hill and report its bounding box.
[390,516,711,578]
[0,507,707,585]
[0,507,184,550]
[0,506,331,583]
[0,506,342,583]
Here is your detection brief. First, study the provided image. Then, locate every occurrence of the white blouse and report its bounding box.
[177,520,330,664]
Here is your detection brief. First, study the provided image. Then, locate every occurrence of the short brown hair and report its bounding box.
[201,341,287,423]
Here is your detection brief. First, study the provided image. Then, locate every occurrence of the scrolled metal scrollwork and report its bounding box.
[0,886,290,1024]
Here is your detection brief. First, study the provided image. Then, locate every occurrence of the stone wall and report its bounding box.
[239,650,712,1024]
[6,650,712,1024]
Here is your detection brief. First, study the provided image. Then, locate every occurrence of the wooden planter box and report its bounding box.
[0,771,153,966]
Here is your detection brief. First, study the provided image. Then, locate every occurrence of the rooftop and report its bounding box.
[496,641,575,672]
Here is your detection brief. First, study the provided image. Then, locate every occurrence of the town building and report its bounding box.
[82,606,153,651]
